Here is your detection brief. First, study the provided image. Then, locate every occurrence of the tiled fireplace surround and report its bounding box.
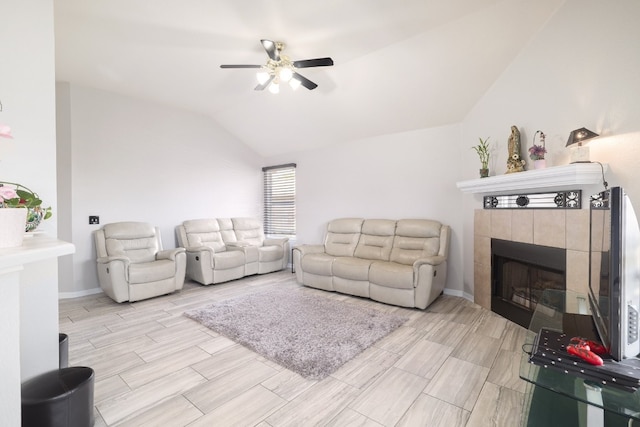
[461,163,608,313]
[473,208,590,311]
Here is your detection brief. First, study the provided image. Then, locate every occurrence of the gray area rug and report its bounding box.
[184,288,409,379]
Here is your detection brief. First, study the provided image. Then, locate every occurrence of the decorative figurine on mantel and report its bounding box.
[528,130,547,169]
[506,125,526,174]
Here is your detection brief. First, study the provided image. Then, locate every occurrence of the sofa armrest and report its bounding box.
[184,246,216,254]
[264,237,288,247]
[293,244,325,256]
[227,242,251,248]
[156,247,186,261]
[292,244,325,284]
[226,243,250,255]
[413,255,447,269]
[413,256,448,308]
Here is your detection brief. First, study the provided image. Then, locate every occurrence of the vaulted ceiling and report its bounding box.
[54,0,564,157]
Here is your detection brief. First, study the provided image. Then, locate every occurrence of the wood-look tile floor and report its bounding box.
[59,271,530,426]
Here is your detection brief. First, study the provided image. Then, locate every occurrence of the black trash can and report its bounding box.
[58,334,68,369]
[21,367,95,427]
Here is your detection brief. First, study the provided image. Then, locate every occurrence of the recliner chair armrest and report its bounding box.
[264,237,288,247]
[156,247,186,261]
[96,256,130,266]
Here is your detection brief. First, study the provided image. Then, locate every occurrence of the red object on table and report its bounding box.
[567,343,604,366]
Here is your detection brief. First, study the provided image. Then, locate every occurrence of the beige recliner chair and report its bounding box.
[94,221,187,302]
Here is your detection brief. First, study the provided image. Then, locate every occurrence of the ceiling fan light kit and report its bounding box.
[256,71,271,85]
[268,82,280,94]
[221,39,334,93]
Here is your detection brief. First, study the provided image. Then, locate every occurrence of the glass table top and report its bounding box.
[519,289,640,421]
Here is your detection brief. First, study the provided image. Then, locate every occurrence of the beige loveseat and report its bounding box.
[176,218,289,285]
[292,218,450,309]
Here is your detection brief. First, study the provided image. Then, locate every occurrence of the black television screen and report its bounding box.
[589,186,640,361]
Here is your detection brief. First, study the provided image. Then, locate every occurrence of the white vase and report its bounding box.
[534,159,546,169]
[0,208,27,249]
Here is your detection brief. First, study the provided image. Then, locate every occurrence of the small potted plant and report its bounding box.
[0,181,52,232]
[472,137,491,178]
[528,131,547,169]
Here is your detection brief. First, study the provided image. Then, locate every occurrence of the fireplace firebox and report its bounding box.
[491,239,566,328]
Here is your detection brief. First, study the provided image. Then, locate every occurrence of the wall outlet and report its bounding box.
[89,216,99,225]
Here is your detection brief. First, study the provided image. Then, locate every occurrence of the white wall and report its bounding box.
[460,0,640,295]
[267,124,467,296]
[58,85,265,296]
[1,1,58,235]
[0,0,61,394]
[54,0,640,304]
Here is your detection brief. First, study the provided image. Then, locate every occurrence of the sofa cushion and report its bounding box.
[369,261,414,289]
[213,250,246,269]
[103,222,159,263]
[301,253,335,275]
[217,218,237,244]
[182,219,226,252]
[258,245,283,262]
[324,218,363,257]
[333,257,373,281]
[354,219,396,261]
[390,219,442,265]
[129,259,176,284]
[231,218,265,246]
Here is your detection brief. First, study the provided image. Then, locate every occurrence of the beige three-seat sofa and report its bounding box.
[292,218,450,309]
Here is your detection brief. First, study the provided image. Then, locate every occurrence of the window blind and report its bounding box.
[263,163,296,236]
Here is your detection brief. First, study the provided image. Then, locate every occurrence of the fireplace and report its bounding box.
[474,207,591,325]
[491,239,566,328]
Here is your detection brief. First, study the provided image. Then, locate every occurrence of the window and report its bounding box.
[263,163,296,236]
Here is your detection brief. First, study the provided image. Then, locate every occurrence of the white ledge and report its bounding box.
[0,234,75,271]
[456,163,608,194]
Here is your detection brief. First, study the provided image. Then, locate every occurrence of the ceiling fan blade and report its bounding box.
[260,39,280,61]
[292,57,334,68]
[292,72,318,90]
[220,64,262,69]
[254,75,275,91]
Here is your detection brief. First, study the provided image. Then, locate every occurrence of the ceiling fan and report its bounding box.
[220,39,334,93]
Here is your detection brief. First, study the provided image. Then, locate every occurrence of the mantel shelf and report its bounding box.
[456,163,608,194]
[0,234,74,271]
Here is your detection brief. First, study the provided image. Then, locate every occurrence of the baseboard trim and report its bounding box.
[59,287,103,300]
[443,288,474,303]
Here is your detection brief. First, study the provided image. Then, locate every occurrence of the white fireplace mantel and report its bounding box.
[456,163,608,194]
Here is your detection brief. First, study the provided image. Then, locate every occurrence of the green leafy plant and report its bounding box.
[472,137,491,169]
[0,181,52,224]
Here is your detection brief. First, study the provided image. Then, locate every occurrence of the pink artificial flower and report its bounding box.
[0,124,13,138]
[0,187,18,202]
